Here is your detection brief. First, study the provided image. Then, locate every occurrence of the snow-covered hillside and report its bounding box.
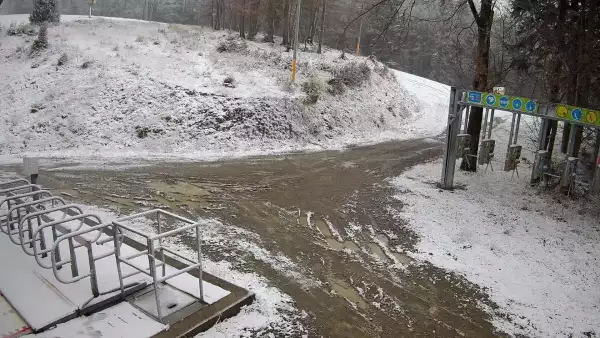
[0,15,450,160]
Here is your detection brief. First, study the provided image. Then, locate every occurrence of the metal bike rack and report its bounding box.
[0,190,52,234]
[6,196,68,245]
[112,209,205,322]
[1,178,208,325]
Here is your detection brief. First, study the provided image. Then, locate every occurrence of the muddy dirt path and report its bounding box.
[9,139,503,338]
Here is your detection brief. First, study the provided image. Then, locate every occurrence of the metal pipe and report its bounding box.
[68,236,78,277]
[118,257,164,275]
[488,109,495,139]
[156,263,201,284]
[0,179,30,191]
[196,225,204,302]
[86,242,99,297]
[151,222,203,240]
[157,212,165,277]
[0,184,41,196]
[514,113,522,144]
[507,113,517,148]
[481,108,489,140]
[113,224,125,297]
[121,251,147,261]
[148,239,163,321]
[461,106,471,134]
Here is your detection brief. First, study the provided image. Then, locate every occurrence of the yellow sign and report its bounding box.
[556,105,568,118]
[586,111,598,124]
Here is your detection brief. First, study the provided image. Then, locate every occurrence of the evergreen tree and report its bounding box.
[30,0,60,24]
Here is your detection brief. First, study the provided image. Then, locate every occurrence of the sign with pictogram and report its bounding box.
[465,91,538,114]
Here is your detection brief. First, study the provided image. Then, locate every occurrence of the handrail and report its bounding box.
[7,196,67,245]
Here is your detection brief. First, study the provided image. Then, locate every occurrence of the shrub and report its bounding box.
[135,36,145,43]
[57,52,68,66]
[223,76,235,88]
[81,60,93,69]
[30,0,60,24]
[30,103,45,113]
[301,74,324,104]
[135,126,151,139]
[216,37,247,53]
[7,23,37,36]
[327,78,346,96]
[333,62,371,87]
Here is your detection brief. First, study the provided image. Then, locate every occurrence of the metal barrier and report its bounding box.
[0,190,52,234]
[0,178,207,321]
[112,209,205,322]
[7,196,68,245]
[0,179,30,191]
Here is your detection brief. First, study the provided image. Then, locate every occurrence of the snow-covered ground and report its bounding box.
[391,112,600,337]
[0,15,448,161]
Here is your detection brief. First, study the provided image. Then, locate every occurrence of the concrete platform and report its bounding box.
[0,184,254,337]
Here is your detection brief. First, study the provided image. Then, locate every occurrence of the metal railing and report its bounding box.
[0,178,206,321]
[112,209,205,322]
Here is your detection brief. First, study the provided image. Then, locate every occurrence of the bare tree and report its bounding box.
[460,0,493,172]
[317,0,326,53]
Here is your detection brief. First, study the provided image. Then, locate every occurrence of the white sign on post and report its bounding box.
[23,157,39,176]
[493,87,506,95]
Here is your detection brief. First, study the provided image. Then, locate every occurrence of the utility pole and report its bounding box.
[292,0,301,82]
[89,0,94,18]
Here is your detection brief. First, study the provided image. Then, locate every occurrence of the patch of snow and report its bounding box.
[390,115,600,337]
[0,15,449,162]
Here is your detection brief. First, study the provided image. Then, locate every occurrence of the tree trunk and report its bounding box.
[266,0,275,42]
[282,0,290,46]
[460,0,493,172]
[317,0,326,53]
[239,0,246,39]
[248,0,260,39]
[543,0,567,157]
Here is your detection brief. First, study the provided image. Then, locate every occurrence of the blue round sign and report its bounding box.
[499,97,509,108]
[572,109,583,120]
[486,95,497,106]
[512,98,523,110]
[526,101,536,112]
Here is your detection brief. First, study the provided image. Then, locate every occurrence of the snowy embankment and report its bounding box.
[0,15,448,160]
[392,112,600,337]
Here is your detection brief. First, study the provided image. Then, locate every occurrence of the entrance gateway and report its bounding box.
[441,88,600,192]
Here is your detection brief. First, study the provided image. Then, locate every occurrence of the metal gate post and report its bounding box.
[441,87,460,189]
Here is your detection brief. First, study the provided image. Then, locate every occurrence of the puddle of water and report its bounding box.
[366,242,390,262]
[314,219,332,237]
[329,277,368,310]
[314,217,360,252]
[375,233,389,245]
[149,181,209,197]
[326,238,360,252]
[391,252,413,265]
[372,233,414,265]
